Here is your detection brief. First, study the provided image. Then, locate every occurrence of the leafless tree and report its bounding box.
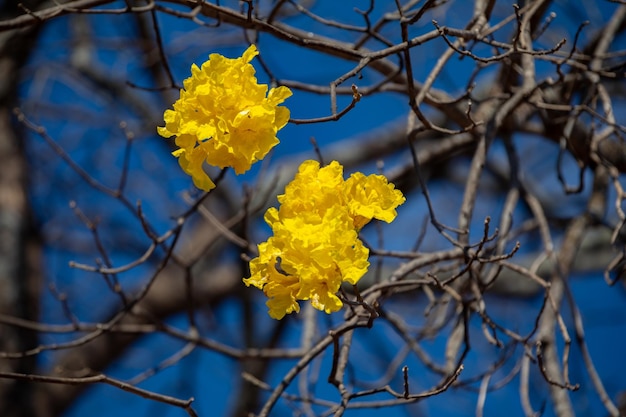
[0,1,625,416]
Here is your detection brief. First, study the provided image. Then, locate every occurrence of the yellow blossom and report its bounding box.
[271,159,345,223]
[343,171,406,230]
[158,45,292,191]
[243,160,405,319]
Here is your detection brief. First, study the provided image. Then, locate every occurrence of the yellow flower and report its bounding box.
[244,160,404,319]
[271,160,345,223]
[246,240,301,320]
[245,206,369,319]
[343,172,406,230]
[158,45,292,191]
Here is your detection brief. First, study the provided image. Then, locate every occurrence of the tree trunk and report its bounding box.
[0,2,42,414]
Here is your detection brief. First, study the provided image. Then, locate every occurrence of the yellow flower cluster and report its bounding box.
[244,160,405,319]
[158,45,292,191]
